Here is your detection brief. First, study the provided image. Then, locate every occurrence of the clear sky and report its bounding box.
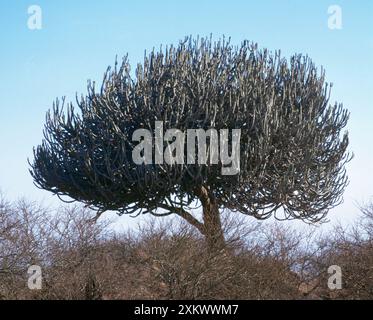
[0,0,372,228]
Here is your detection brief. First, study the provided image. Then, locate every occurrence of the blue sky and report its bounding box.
[0,0,372,227]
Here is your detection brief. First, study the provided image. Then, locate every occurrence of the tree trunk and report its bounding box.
[195,186,226,252]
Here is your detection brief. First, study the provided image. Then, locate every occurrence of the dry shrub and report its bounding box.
[308,203,373,299]
[1,193,373,300]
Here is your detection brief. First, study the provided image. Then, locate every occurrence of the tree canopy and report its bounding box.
[30,36,351,244]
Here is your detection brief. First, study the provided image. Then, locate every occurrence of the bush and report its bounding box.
[1,194,372,300]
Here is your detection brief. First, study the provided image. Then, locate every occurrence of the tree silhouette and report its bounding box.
[30,36,351,251]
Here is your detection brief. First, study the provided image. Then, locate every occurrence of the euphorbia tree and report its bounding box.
[30,36,351,251]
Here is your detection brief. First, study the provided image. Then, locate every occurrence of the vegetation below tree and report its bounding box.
[1,193,371,300]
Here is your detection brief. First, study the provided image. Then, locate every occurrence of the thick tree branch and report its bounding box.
[157,203,205,235]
